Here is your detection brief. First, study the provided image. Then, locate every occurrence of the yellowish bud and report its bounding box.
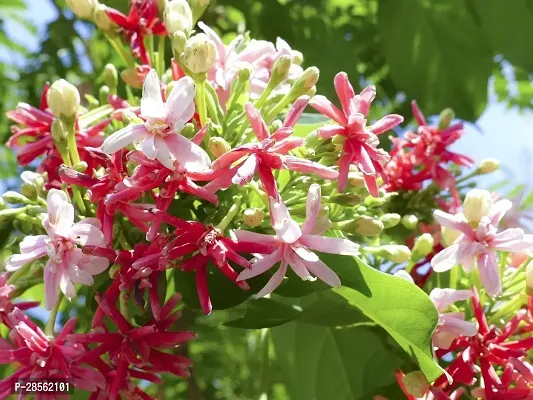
[121,68,143,89]
[380,213,401,229]
[441,226,461,247]
[463,189,492,225]
[243,209,265,227]
[47,79,80,118]
[208,137,231,158]
[164,0,193,35]
[411,233,434,261]
[353,216,384,236]
[66,0,97,19]
[402,371,430,398]
[367,245,411,263]
[270,55,292,86]
[401,214,418,230]
[478,158,500,174]
[438,108,455,130]
[182,33,216,74]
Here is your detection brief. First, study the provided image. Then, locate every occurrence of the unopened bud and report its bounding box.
[94,4,113,31]
[21,171,45,192]
[289,67,319,98]
[238,66,251,81]
[380,213,401,229]
[401,214,418,230]
[99,85,110,105]
[441,226,461,247]
[305,86,317,97]
[66,0,97,19]
[292,50,303,65]
[367,245,411,263]
[73,161,88,172]
[208,137,231,158]
[332,134,345,147]
[172,31,188,55]
[164,0,193,35]
[0,208,23,222]
[270,55,292,86]
[20,184,37,200]
[47,79,80,118]
[364,195,386,207]
[51,119,68,142]
[438,108,455,130]
[104,64,118,92]
[478,158,500,174]
[463,189,492,225]
[411,233,434,261]
[331,194,361,206]
[243,208,265,227]
[121,68,143,89]
[402,371,430,398]
[180,123,196,138]
[348,171,365,187]
[182,33,216,74]
[3,191,30,205]
[352,216,384,236]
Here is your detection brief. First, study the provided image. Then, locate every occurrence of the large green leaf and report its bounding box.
[326,254,443,383]
[271,322,407,400]
[378,0,493,120]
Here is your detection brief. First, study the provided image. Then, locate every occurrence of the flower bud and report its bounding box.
[94,4,113,31]
[0,208,23,222]
[331,194,361,206]
[21,171,45,192]
[208,137,231,158]
[438,108,455,130]
[74,161,88,172]
[289,67,319,98]
[66,0,97,19]
[478,158,500,174]
[99,85,110,105]
[367,245,411,263]
[348,171,365,187]
[411,233,434,261]
[238,66,252,81]
[364,195,386,208]
[182,33,216,74]
[121,68,143,89]
[401,214,418,230]
[180,122,196,138]
[441,226,461,247]
[164,0,193,35]
[51,119,68,142]
[243,208,265,227]
[104,63,118,92]
[380,213,401,229]
[47,79,80,118]
[402,371,430,398]
[3,191,30,205]
[20,183,37,200]
[270,55,292,87]
[292,50,303,65]
[172,31,188,55]
[463,189,492,225]
[352,216,384,236]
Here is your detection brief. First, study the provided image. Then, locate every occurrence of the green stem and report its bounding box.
[106,34,135,67]
[147,34,155,67]
[449,265,458,289]
[119,291,129,320]
[65,117,81,165]
[195,79,208,126]
[72,187,87,215]
[157,36,166,76]
[263,92,292,123]
[45,292,63,336]
[216,197,242,232]
[255,84,275,110]
[6,260,32,285]
[488,294,525,324]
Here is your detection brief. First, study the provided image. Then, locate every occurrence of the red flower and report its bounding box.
[106,0,167,65]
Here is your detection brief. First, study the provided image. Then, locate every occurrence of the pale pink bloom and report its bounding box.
[5,189,110,310]
[309,72,403,195]
[101,69,211,172]
[235,184,359,297]
[429,288,477,349]
[431,199,533,296]
[502,187,533,232]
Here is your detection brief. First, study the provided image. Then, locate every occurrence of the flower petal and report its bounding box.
[167,76,196,123]
[301,183,321,235]
[269,197,302,244]
[101,124,147,154]
[301,258,341,288]
[316,125,345,139]
[309,95,348,126]
[299,235,360,256]
[233,230,279,246]
[433,210,469,233]
[237,249,282,281]
[283,156,339,181]
[44,261,60,311]
[431,244,462,272]
[429,288,473,312]
[287,251,315,281]
[19,235,48,254]
[71,221,106,246]
[232,153,258,186]
[46,189,68,225]
[477,252,501,297]
[255,261,288,298]
[489,199,512,226]
[165,133,211,173]
[141,135,157,160]
[291,244,319,262]
[245,103,269,141]
[333,72,355,119]
[140,69,165,119]
[369,114,404,135]
[5,248,47,272]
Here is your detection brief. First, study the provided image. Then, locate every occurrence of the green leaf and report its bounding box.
[224,298,303,328]
[326,254,443,382]
[271,322,407,400]
[378,0,493,120]
[293,113,330,138]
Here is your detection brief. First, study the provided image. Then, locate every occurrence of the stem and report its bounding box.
[72,187,87,215]
[449,265,458,290]
[488,294,525,324]
[157,36,166,76]
[255,83,275,110]
[6,260,32,285]
[45,292,63,336]
[263,92,292,123]
[106,34,135,67]
[147,35,155,67]
[119,291,129,320]
[216,197,242,232]
[195,79,208,126]
[65,117,81,165]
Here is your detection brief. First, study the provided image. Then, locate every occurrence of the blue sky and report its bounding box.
[2,0,532,193]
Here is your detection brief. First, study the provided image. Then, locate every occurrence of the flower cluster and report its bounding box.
[1,0,532,399]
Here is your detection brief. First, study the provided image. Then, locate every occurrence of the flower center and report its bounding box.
[145,118,172,137]
[46,237,75,265]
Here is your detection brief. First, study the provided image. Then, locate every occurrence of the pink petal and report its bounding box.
[301,183,321,235]
[269,197,302,244]
[301,258,341,288]
[477,252,501,297]
[79,256,109,275]
[352,143,375,175]
[492,230,533,253]
[283,156,339,181]
[53,202,75,238]
[309,95,348,126]
[291,244,319,262]
[101,124,147,154]
[46,189,68,225]
[19,235,48,254]
[212,145,256,169]
[237,250,282,281]
[255,261,288,298]
[489,199,512,226]
[433,210,469,233]
[283,95,310,128]
[69,268,94,285]
[440,313,478,337]
[60,272,76,300]
[44,262,60,311]
[411,100,427,126]
[299,235,360,256]
[232,230,279,246]
[71,221,106,247]
[286,251,315,281]
[5,248,47,272]
[270,137,303,154]
[429,288,473,312]
[198,21,226,63]
[370,114,404,135]
[245,103,269,141]
[238,39,276,64]
[141,135,157,160]
[232,153,258,186]
[431,243,464,272]
[154,136,175,170]
[363,174,379,198]
[165,133,211,173]
[333,72,355,119]
[316,125,345,139]
[352,85,376,116]
[166,76,196,123]
[140,69,165,119]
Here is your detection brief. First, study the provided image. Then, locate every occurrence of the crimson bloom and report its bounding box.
[209,98,338,198]
[106,0,167,65]
[309,72,403,195]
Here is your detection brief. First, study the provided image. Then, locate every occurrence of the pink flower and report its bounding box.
[209,99,338,198]
[235,184,359,297]
[429,288,477,349]
[431,195,533,296]
[309,72,403,195]
[0,308,105,398]
[101,69,211,173]
[5,189,110,310]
